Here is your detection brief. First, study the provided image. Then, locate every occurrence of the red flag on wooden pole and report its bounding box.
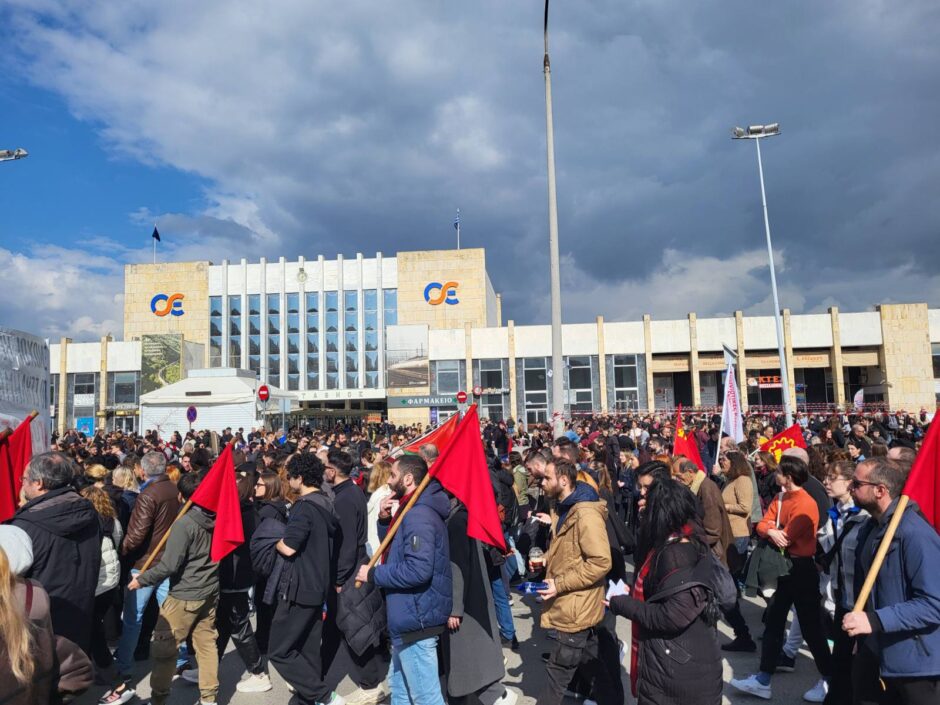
[0,413,37,522]
[430,405,506,551]
[190,444,244,561]
[903,417,939,531]
[397,412,460,457]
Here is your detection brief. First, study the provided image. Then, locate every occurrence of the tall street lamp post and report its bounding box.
[544,0,565,436]
[0,148,28,163]
[732,123,793,426]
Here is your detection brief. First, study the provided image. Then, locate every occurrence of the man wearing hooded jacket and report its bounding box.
[536,457,617,705]
[11,452,101,657]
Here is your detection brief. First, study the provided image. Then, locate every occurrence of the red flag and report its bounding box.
[904,417,940,531]
[673,405,705,471]
[760,423,807,462]
[190,444,244,561]
[429,405,507,551]
[399,412,459,457]
[0,415,35,523]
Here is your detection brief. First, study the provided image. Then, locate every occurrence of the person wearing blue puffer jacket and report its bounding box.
[843,457,940,705]
[357,454,452,705]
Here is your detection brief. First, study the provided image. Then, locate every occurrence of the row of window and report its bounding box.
[50,372,140,410]
[210,289,397,390]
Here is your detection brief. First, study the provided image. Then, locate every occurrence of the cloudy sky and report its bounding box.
[1,1,938,342]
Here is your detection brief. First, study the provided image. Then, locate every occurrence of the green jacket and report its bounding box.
[138,507,219,600]
[512,465,529,507]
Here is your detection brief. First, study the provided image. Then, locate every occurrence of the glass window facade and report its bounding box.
[522,357,548,424]
[287,293,300,390]
[611,354,639,411]
[325,291,339,389]
[306,292,319,390]
[566,355,594,413]
[478,359,505,421]
[248,295,261,375]
[266,293,281,388]
[228,295,242,368]
[435,360,461,395]
[109,371,139,406]
[209,296,223,367]
[364,289,379,387]
[383,289,397,327]
[345,291,359,388]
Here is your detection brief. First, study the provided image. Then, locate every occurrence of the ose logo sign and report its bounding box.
[424,281,459,306]
[151,293,185,317]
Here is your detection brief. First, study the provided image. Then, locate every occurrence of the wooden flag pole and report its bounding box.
[354,470,435,588]
[852,494,909,612]
[136,439,235,575]
[0,410,39,443]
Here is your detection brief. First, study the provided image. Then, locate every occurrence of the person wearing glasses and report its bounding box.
[843,457,940,705]
[817,460,869,705]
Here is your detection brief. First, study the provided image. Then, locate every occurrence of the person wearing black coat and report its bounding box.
[215,476,269,691]
[609,479,722,705]
[11,453,102,659]
[253,477,289,659]
[442,498,511,704]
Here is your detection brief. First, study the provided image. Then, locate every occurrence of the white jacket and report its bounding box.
[96,519,124,596]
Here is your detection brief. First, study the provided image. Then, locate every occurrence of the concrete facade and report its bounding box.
[396,248,495,329]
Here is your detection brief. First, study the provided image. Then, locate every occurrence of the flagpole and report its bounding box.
[153,228,156,265]
[137,439,234,574]
[852,495,909,612]
[0,410,39,443]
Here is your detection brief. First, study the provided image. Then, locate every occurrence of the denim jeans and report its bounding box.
[115,569,170,676]
[490,574,515,640]
[390,636,445,705]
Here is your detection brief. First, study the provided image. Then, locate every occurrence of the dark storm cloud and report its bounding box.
[4,0,939,340]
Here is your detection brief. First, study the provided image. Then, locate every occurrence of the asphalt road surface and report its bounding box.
[75,582,824,705]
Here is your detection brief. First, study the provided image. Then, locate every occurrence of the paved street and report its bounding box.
[76,582,822,704]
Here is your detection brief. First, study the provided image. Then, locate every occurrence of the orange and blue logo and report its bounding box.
[424,281,459,306]
[151,293,185,317]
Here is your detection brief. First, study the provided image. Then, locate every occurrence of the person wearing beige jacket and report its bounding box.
[722,452,757,558]
[535,457,617,705]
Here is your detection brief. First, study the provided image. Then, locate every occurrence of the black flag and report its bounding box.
[152,227,161,242]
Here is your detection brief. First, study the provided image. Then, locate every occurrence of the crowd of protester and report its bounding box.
[0,406,937,705]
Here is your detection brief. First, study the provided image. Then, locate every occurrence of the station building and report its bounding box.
[48,247,940,434]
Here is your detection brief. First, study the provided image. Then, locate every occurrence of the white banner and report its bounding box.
[720,363,745,443]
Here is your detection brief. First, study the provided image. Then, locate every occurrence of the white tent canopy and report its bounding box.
[139,368,294,436]
[139,368,293,405]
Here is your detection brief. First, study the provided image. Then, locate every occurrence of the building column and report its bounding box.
[596,316,608,412]
[735,311,747,412]
[643,315,654,412]
[57,337,70,436]
[99,336,111,431]
[689,313,701,407]
[829,307,846,409]
[464,322,474,392]
[221,260,230,367]
[783,309,797,412]
[507,320,517,422]
[877,303,934,411]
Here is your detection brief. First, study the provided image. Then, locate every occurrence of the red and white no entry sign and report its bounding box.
[258,385,270,402]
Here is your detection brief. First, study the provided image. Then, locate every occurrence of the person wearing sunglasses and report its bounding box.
[843,457,940,705]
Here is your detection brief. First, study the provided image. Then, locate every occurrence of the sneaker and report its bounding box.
[98,682,136,705]
[493,687,518,705]
[236,673,273,693]
[721,635,758,652]
[343,685,386,705]
[501,635,520,651]
[180,668,199,684]
[803,679,829,702]
[730,675,772,700]
[318,693,346,705]
[776,651,796,672]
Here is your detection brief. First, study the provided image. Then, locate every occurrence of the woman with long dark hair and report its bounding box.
[608,478,722,705]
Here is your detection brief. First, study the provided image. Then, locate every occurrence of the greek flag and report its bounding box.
[454,208,460,230]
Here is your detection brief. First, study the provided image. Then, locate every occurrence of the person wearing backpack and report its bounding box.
[607,477,722,705]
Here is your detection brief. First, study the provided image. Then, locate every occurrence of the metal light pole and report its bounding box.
[0,148,28,163]
[732,123,793,426]
[544,0,565,436]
